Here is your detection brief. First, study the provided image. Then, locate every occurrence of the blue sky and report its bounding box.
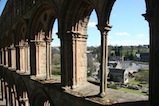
[0,0,149,46]
[0,0,7,16]
[87,0,149,46]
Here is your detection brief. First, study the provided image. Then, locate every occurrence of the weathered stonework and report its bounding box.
[0,0,158,106]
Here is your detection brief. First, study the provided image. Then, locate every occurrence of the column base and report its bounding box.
[30,74,47,80]
[98,92,106,98]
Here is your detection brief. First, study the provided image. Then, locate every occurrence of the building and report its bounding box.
[0,0,158,106]
[140,53,149,62]
[109,61,140,74]
[108,68,129,83]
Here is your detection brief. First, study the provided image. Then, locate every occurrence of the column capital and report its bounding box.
[57,31,88,40]
[15,45,25,49]
[10,44,16,50]
[96,24,112,34]
[4,47,8,51]
[44,37,53,44]
[142,11,152,22]
[30,40,45,45]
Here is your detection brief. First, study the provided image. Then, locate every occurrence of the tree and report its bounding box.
[87,57,96,76]
[52,53,60,65]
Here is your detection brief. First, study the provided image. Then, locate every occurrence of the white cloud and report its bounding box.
[88,22,97,28]
[108,40,149,46]
[115,32,130,37]
[137,34,145,38]
[108,36,113,39]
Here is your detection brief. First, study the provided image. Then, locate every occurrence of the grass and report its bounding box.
[108,81,148,96]
[108,84,118,89]
[118,88,147,96]
[52,64,61,75]
[129,80,148,88]
[128,80,140,84]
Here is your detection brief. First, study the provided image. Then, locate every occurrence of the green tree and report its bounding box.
[87,57,96,76]
[52,53,60,65]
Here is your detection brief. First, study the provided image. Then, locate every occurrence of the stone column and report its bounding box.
[19,45,25,72]
[19,92,29,106]
[30,31,46,79]
[44,36,52,80]
[60,31,87,88]
[5,47,8,67]
[15,45,25,72]
[1,79,5,101]
[143,8,159,105]
[11,46,16,70]
[13,85,19,106]
[97,24,112,97]
[5,82,10,106]
[11,88,15,106]
[16,40,28,73]
[24,41,30,74]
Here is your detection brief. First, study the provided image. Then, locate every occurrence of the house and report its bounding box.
[140,53,149,62]
[108,61,140,73]
[108,68,129,83]
[107,61,141,83]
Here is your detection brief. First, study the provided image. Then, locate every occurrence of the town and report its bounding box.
[51,45,149,96]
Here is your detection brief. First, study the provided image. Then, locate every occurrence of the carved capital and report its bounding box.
[15,45,23,48]
[44,37,53,44]
[4,47,8,51]
[96,24,112,35]
[68,31,88,40]
[57,31,87,40]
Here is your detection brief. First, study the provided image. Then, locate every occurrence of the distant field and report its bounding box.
[52,64,61,75]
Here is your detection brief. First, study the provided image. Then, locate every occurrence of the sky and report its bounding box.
[0,0,149,47]
[0,0,7,16]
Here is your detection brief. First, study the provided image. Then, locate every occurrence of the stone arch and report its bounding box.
[97,0,150,97]
[59,0,100,87]
[7,72,15,88]
[100,0,150,25]
[31,88,54,106]
[15,19,29,72]
[1,72,17,106]
[15,20,27,45]
[60,0,98,32]
[30,1,58,40]
[16,77,30,106]
[6,72,18,106]
[7,30,15,67]
[29,2,58,78]
[7,30,14,47]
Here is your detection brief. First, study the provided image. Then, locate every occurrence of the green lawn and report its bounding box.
[129,80,148,88]
[128,80,140,84]
[118,88,147,96]
[52,64,61,75]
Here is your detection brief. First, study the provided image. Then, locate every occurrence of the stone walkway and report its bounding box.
[39,76,148,105]
[64,82,148,105]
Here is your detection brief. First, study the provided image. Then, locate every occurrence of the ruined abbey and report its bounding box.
[0,0,159,106]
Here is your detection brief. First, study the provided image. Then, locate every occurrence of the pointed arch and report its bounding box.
[15,20,27,45]
[30,1,58,40]
[16,77,30,106]
[31,88,54,106]
[60,0,99,32]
